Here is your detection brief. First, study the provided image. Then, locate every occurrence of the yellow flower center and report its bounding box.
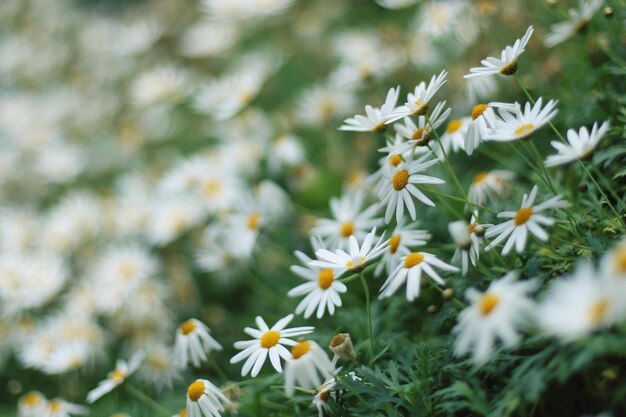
[389,154,403,167]
[499,61,518,75]
[22,392,41,406]
[389,234,401,254]
[247,212,261,230]
[514,123,535,138]
[471,104,489,120]
[319,389,332,402]
[468,223,476,234]
[345,256,366,269]
[339,222,354,237]
[187,380,205,402]
[412,128,427,141]
[201,180,220,196]
[614,246,626,273]
[404,252,424,268]
[109,369,126,382]
[472,171,489,184]
[178,410,189,417]
[478,293,499,315]
[392,170,409,190]
[291,340,311,359]
[317,269,334,290]
[447,119,463,133]
[372,121,386,132]
[49,400,61,413]
[514,207,533,225]
[180,320,196,335]
[147,352,169,370]
[589,298,610,325]
[118,261,137,279]
[260,330,281,348]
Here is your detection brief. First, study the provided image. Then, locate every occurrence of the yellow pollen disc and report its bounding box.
[22,392,41,406]
[514,123,535,137]
[414,98,422,106]
[201,180,220,196]
[49,400,61,412]
[260,330,280,348]
[411,128,427,141]
[317,269,334,290]
[180,320,197,335]
[389,154,403,167]
[247,212,261,230]
[471,104,489,120]
[291,340,311,359]
[345,256,366,268]
[392,170,409,190]
[478,293,499,316]
[447,119,463,133]
[319,389,332,402]
[178,410,189,417]
[468,223,476,234]
[473,171,489,184]
[499,61,518,75]
[339,222,355,237]
[109,369,126,382]
[614,246,626,273]
[118,262,136,279]
[147,353,169,370]
[589,298,610,325]
[389,234,401,254]
[372,122,386,132]
[187,380,205,402]
[404,252,424,268]
[514,207,533,225]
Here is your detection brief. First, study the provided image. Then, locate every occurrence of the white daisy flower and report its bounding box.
[375,218,431,277]
[186,379,230,417]
[449,213,491,276]
[86,352,144,404]
[130,65,189,108]
[375,0,419,10]
[384,101,451,155]
[311,190,382,251]
[599,238,626,318]
[376,153,444,224]
[230,314,313,377]
[338,86,400,132]
[485,98,558,142]
[311,370,360,417]
[432,117,471,160]
[296,83,356,127]
[453,272,538,364]
[46,398,88,417]
[386,70,448,123]
[467,170,515,207]
[464,103,499,155]
[537,263,617,341]
[545,121,610,167]
[310,228,388,277]
[288,248,348,319]
[174,319,222,368]
[485,185,570,255]
[136,343,182,392]
[464,26,534,78]
[18,391,47,417]
[379,251,459,301]
[545,0,604,48]
[284,340,335,397]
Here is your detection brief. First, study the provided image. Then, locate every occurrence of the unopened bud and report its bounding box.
[329,333,356,361]
[427,305,437,314]
[442,288,455,300]
[603,7,613,17]
[473,225,486,237]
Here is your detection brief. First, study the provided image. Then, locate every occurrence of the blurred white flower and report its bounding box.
[545,121,610,167]
[465,26,534,78]
[284,340,334,397]
[87,352,144,404]
[454,272,537,364]
[174,319,222,368]
[545,0,604,47]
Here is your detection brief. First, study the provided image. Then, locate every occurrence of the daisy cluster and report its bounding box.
[2,0,625,416]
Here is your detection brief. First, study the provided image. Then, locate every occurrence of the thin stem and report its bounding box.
[429,282,466,309]
[126,383,171,417]
[359,272,375,368]
[426,188,498,215]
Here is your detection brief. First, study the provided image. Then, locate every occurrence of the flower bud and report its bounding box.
[329,333,356,361]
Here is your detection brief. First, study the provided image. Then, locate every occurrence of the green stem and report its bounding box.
[126,383,171,417]
[359,272,375,368]
[429,282,466,309]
